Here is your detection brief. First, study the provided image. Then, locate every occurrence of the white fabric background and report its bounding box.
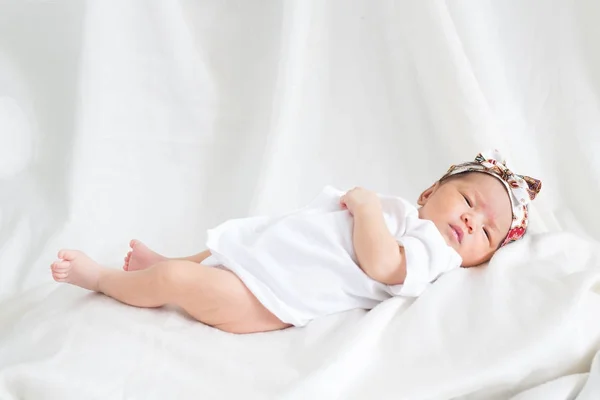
[1,1,600,399]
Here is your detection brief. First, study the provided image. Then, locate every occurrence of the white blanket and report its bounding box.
[1,1,600,399]
[1,233,599,399]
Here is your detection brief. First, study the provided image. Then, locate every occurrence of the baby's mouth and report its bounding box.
[449,224,464,244]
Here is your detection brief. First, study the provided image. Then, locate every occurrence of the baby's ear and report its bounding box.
[417,181,440,206]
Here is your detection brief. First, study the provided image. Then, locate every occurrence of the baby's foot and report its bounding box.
[51,250,103,292]
[123,239,167,271]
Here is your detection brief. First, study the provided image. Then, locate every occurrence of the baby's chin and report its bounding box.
[460,253,493,268]
[440,231,460,253]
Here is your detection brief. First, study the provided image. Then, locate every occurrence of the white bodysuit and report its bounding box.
[204,186,461,327]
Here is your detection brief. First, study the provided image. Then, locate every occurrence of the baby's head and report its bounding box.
[417,150,542,267]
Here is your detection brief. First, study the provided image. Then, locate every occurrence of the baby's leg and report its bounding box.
[52,250,290,334]
[123,239,210,271]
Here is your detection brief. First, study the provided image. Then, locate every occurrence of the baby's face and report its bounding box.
[417,172,513,267]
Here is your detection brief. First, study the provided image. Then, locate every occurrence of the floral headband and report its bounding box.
[441,150,542,246]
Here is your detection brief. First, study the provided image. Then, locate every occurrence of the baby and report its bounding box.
[50,150,541,334]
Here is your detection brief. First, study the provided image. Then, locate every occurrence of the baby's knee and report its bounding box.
[153,260,195,290]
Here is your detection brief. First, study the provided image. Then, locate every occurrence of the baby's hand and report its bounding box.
[340,187,381,215]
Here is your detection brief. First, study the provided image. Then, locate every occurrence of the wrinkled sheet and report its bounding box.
[510,350,600,400]
[1,1,600,399]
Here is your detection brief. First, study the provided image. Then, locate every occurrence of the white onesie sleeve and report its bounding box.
[387,215,462,297]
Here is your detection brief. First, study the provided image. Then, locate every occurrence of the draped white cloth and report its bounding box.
[1,1,599,399]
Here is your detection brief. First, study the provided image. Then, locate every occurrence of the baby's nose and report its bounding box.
[462,214,479,234]
[462,215,473,233]
[464,213,485,233]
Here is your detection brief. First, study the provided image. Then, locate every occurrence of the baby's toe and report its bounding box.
[57,249,69,260]
[51,260,70,271]
[52,268,70,280]
[53,272,69,280]
[57,249,80,262]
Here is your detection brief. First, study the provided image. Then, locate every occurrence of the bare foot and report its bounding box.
[123,239,167,271]
[51,250,103,292]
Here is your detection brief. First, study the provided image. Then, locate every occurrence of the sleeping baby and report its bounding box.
[50,150,541,333]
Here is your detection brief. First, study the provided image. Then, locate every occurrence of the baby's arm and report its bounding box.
[340,188,407,285]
